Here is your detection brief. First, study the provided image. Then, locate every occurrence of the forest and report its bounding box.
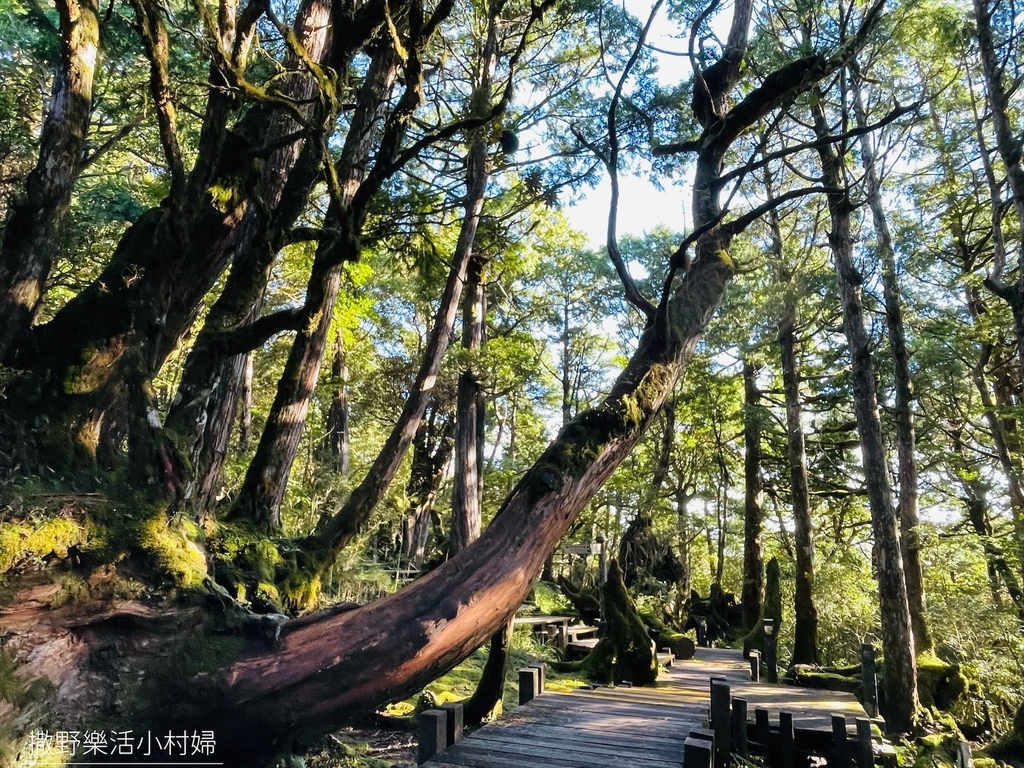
[0,0,1023,763]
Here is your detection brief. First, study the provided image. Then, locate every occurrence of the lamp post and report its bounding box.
[763,618,778,683]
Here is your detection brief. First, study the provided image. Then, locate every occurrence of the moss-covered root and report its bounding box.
[640,609,696,660]
[581,560,657,686]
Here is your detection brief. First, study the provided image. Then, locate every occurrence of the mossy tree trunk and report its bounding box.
[582,560,657,685]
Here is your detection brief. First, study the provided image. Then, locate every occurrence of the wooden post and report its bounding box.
[830,714,847,768]
[956,739,973,768]
[439,702,464,745]
[685,736,714,768]
[779,711,795,768]
[764,618,778,683]
[856,718,873,768]
[731,697,748,756]
[711,680,731,768]
[755,708,771,754]
[861,644,878,718]
[417,709,448,764]
[528,662,546,694]
[518,667,539,704]
[749,650,761,682]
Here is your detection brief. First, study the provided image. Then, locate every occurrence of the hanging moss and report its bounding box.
[581,560,657,686]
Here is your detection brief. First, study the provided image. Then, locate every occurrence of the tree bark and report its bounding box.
[323,334,352,477]
[741,359,765,632]
[811,86,918,731]
[0,0,99,361]
[852,74,930,654]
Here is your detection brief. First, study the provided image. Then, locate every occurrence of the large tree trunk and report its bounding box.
[3,0,345,462]
[0,0,99,361]
[811,86,918,731]
[852,75,931,654]
[741,359,765,632]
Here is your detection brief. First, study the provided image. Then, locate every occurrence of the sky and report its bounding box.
[564,174,691,248]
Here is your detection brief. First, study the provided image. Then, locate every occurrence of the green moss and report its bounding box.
[207,522,324,613]
[916,653,966,710]
[0,516,87,574]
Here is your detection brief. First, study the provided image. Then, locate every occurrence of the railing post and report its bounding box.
[439,702,464,745]
[779,711,795,768]
[856,718,873,768]
[861,644,878,718]
[417,709,448,765]
[528,662,547,695]
[518,667,539,704]
[749,650,761,682]
[754,708,771,755]
[685,736,714,768]
[711,680,732,768]
[731,697,748,756]
[830,714,848,768]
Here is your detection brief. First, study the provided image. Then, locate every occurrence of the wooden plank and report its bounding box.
[442,736,683,768]
[465,729,684,762]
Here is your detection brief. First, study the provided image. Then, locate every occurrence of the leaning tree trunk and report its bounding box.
[0,0,99,361]
[853,76,931,654]
[812,85,918,731]
[741,359,765,632]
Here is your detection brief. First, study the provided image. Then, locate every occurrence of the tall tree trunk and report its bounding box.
[402,407,454,568]
[777,289,820,665]
[0,0,99,361]
[451,253,488,552]
[852,74,931,654]
[741,360,765,631]
[811,86,918,730]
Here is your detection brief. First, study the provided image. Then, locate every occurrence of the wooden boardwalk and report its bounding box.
[421,647,871,767]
